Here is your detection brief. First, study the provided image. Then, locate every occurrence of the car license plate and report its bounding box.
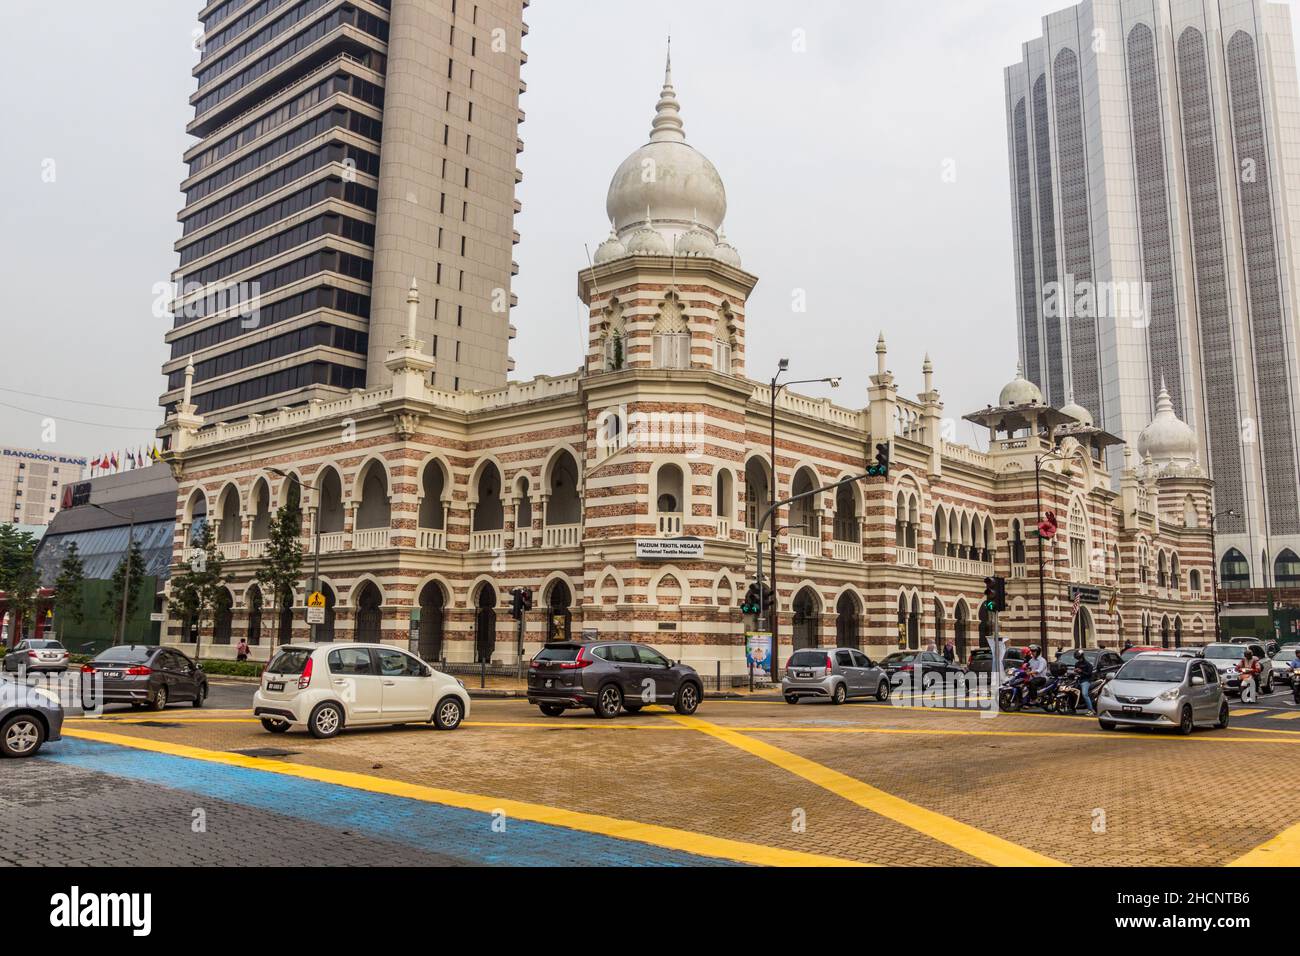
[1122,705,1142,714]
[101,671,121,679]
[266,681,285,692]
[798,671,813,678]
[545,679,554,688]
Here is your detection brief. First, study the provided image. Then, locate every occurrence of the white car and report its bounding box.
[252,643,470,739]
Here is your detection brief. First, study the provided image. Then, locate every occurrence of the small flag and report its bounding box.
[1071,591,1082,618]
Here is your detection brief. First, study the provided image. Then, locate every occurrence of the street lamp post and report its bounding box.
[91,503,136,646]
[1033,449,1070,654]
[765,361,841,680]
[269,470,320,643]
[1208,509,1238,643]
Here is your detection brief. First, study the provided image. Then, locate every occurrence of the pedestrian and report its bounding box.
[1122,639,1134,652]
[236,637,249,663]
[1238,649,1260,703]
[943,639,956,664]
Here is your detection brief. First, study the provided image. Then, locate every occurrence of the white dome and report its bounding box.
[593,228,627,264]
[714,230,742,267]
[1138,379,1198,468]
[675,223,717,257]
[1059,394,1093,427]
[998,363,1044,407]
[606,50,727,247]
[624,223,669,256]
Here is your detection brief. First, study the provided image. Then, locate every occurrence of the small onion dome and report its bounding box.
[1138,378,1199,468]
[714,230,742,267]
[1059,394,1093,427]
[625,223,669,256]
[998,362,1044,407]
[593,228,627,264]
[675,223,717,257]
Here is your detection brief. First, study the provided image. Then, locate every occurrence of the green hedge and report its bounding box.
[198,659,264,678]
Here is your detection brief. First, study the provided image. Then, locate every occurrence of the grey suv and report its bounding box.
[783,647,889,704]
[527,641,702,718]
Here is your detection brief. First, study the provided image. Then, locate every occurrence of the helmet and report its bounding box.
[1029,644,1041,654]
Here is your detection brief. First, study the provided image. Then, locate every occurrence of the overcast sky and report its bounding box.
[5,0,1300,463]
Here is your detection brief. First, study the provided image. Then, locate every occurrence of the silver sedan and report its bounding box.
[1098,656,1227,734]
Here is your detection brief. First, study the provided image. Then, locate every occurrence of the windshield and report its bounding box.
[534,645,580,662]
[1273,647,1299,662]
[881,653,918,665]
[788,651,830,667]
[1203,645,1244,660]
[265,648,311,675]
[93,646,152,663]
[27,640,63,650]
[1117,659,1188,683]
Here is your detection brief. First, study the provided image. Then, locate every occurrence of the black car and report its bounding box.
[967,649,1026,675]
[1053,648,1124,679]
[527,641,702,718]
[82,645,208,710]
[879,650,965,679]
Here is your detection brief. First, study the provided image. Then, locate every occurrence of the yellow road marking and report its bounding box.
[1231,709,1265,717]
[1266,711,1300,720]
[1228,821,1300,866]
[59,727,863,868]
[667,714,1065,867]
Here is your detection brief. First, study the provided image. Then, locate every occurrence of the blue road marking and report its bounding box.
[43,739,743,867]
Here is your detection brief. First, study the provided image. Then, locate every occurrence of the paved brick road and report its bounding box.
[25,689,1299,868]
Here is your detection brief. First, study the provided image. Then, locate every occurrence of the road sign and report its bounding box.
[306,607,325,625]
[307,591,326,609]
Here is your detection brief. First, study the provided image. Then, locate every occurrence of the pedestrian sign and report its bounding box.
[306,591,327,625]
[307,592,326,609]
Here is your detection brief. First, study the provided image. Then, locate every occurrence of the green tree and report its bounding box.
[103,537,146,637]
[254,498,303,645]
[168,520,226,644]
[0,524,40,644]
[53,540,87,629]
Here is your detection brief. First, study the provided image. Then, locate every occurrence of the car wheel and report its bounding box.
[1177,705,1194,736]
[830,683,847,706]
[434,696,464,731]
[0,714,45,758]
[151,686,168,711]
[260,718,290,734]
[308,702,344,740]
[1098,718,1117,731]
[1214,701,1230,730]
[1264,675,1274,695]
[784,694,799,705]
[674,682,701,716]
[595,684,623,719]
[538,703,565,717]
[192,683,207,708]
[875,679,891,702]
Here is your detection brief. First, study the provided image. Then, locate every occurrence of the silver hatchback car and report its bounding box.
[783,647,889,704]
[1098,655,1227,734]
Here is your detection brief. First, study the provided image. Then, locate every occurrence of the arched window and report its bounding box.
[419,461,448,530]
[473,462,505,531]
[933,505,948,555]
[836,591,861,648]
[1275,549,1300,587]
[789,468,819,539]
[354,582,383,643]
[546,580,573,641]
[1170,553,1181,592]
[652,293,689,369]
[545,451,581,526]
[655,464,685,535]
[1157,551,1168,588]
[1189,568,1202,593]
[833,484,858,542]
[212,588,234,645]
[217,486,241,545]
[1220,548,1250,590]
[604,318,625,372]
[715,469,734,521]
[355,461,391,530]
[1009,519,1025,565]
[744,457,770,530]
[713,314,733,373]
[1183,495,1199,527]
[317,468,345,534]
[250,480,272,541]
[247,588,263,646]
[792,587,820,650]
[419,582,446,662]
[1068,498,1088,572]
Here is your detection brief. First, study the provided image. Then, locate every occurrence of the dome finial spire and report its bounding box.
[650,38,686,144]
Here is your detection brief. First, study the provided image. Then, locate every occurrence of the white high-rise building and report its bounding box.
[1006,0,1300,591]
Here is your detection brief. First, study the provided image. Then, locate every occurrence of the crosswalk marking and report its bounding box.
[1266,711,1300,721]
[1233,709,1266,717]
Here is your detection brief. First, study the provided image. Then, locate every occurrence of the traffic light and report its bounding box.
[1038,510,1058,539]
[509,588,534,620]
[982,576,1007,613]
[742,583,762,616]
[867,442,891,477]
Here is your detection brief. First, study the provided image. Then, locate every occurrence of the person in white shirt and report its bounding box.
[1026,645,1049,701]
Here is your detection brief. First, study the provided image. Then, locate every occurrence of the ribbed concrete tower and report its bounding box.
[1006,0,1300,588]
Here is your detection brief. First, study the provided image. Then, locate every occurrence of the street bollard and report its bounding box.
[716,661,721,694]
[480,660,486,689]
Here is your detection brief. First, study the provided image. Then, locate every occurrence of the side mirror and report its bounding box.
[1190,675,1205,686]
